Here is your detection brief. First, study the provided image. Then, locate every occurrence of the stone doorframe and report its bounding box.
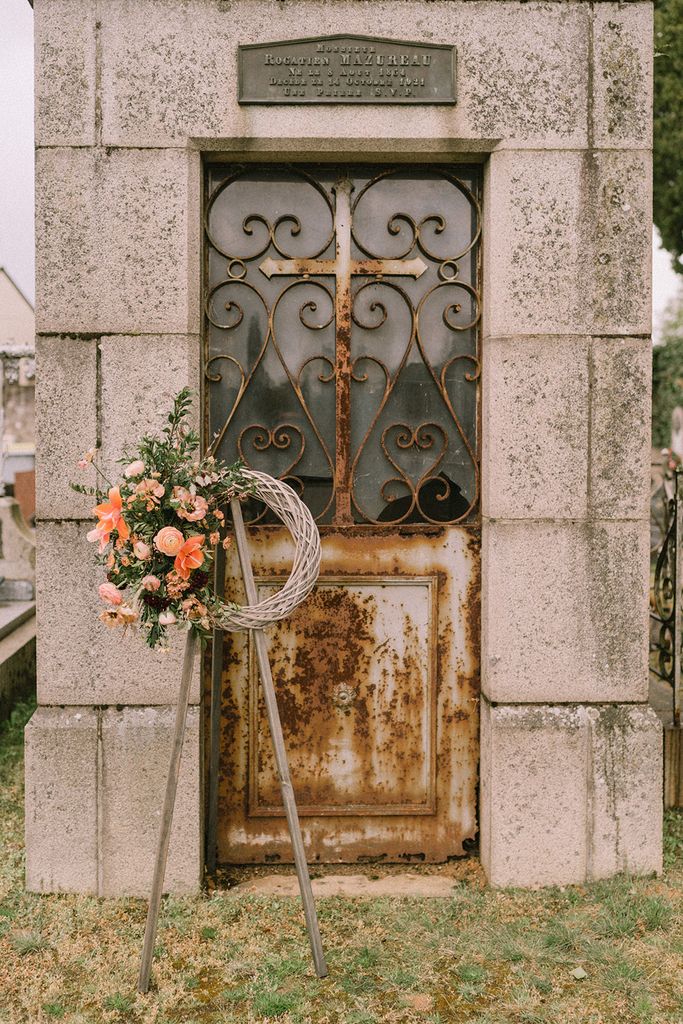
[27,0,660,895]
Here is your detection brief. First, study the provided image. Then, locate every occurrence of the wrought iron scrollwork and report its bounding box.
[204,163,481,527]
[650,468,682,727]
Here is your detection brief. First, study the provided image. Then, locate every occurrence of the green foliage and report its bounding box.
[42,1003,66,1019]
[663,809,683,868]
[652,298,683,446]
[102,992,135,1013]
[654,0,683,274]
[10,930,50,955]
[251,988,299,1017]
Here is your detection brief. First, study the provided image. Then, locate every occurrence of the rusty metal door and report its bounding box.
[204,163,480,863]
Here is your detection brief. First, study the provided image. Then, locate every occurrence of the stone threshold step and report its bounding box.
[226,873,461,897]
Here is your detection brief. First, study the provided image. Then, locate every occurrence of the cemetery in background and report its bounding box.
[0,265,35,724]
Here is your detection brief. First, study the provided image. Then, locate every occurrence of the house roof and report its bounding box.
[0,268,35,352]
[0,268,33,313]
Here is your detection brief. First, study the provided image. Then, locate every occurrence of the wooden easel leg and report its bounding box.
[230,497,328,979]
[206,538,227,876]
[138,630,198,994]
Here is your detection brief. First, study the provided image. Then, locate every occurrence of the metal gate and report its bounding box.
[204,163,481,863]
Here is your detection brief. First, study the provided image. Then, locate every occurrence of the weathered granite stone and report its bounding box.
[482,520,649,704]
[35,336,97,521]
[99,706,201,896]
[483,150,584,337]
[581,149,652,336]
[0,498,35,583]
[25,705,201,896]
[592,2,653,150]
[590,337,651,520]
[25,707,98,893]
[587,704,662,881]
[480,702,589,887]
[35,147,198,335]
[99,0,588,149]
[35,521,200,706]
[31,0,657,894]
[481,701,662,888]
[0,612,36,724]
[482,336,590,520]
[34,0,96,147]
[98,334,201,484]
[484,148,651,337]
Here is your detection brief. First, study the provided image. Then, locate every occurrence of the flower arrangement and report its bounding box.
[72,389,251,648]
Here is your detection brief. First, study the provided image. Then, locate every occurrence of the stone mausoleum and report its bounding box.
[26,0,661,894]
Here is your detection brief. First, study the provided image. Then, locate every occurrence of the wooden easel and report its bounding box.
[137,498,327,993]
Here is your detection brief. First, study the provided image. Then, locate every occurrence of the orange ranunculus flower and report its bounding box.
[154,525,184,556]
[174,535,205,580]
[89,487,129,552]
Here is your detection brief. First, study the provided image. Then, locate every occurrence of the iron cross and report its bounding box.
[259,176,428,524]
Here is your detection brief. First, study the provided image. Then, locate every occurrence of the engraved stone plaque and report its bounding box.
[238,34,456,105]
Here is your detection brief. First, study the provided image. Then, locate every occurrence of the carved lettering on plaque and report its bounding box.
[238,34,456,105]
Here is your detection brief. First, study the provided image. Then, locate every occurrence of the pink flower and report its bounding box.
[154,526,184,556]
[133,540,151,560]
[173,486,209,523]
[182,495,208,522]
[129,478,165,512]
[124,459,145,478]
[141,574,161,592]
[209,531,220,545]
[98,582,123,606]
[77,449,96,469]
[159,610,177,626]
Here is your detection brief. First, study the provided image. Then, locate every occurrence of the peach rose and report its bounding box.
[140,574,161,592]
[98,582,123,606]
[174,535,205,581]
[133,540,151,560]
[159,610,177,626]
[154,526,184,556]
[124,459,145,478]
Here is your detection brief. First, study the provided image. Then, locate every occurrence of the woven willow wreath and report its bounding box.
[223,469,322,632]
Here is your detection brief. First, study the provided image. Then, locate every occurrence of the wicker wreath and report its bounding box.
[221,469,321,632]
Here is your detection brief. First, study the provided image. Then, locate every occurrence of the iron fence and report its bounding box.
[650,467,682,727]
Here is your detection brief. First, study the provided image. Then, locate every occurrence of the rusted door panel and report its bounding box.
[205,163,482,864]
[217,527,479,863]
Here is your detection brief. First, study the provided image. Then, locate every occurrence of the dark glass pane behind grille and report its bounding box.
[205,164,481,526]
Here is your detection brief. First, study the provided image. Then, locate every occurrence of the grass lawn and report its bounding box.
[1,700,682,1024]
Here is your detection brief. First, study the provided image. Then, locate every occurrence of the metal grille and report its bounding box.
[651,468,682,727]
[204,164,481,527]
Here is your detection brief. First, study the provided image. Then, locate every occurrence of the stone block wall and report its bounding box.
[28,0,659,893]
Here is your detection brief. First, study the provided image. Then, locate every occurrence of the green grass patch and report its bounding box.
[0,702,681,1023]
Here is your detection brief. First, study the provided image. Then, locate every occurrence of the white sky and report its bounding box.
[0,0,680,333]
